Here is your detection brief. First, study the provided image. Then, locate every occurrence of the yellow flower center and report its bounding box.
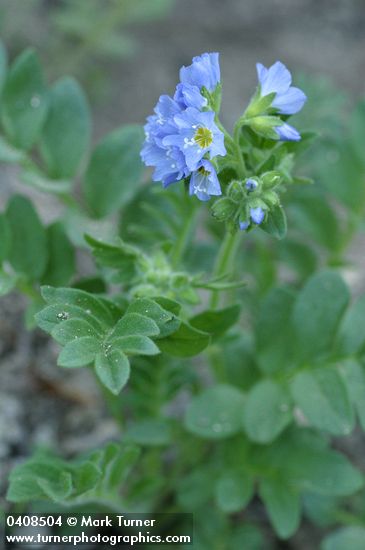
[194,127,213,148]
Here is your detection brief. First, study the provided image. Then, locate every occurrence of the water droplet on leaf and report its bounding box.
[30,95,41,108]
[57,311,68,320]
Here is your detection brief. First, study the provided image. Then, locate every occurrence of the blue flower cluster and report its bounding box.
[141,53,226,201]
[141,54,307,209]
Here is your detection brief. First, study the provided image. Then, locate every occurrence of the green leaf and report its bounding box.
[177,468,215,510]
[6,443,138,505]
[2,49,48,150]
[6,195,48,280]
[109,313,160,339]
[51,318,99,345]
[0,212,11,262]
[40,77,91,179]
[290,366,354,435]
[6,453,72,503]
[278,238,317,279]
[57,336,100,367]
[256,287,296,374]
[261,205,287,239]
[321,527,365,550]
[288,190,340,251]
[287,444,363,497]
[97,444,140,492]
[336,294,365,356]
[189,305,241,339]
[41,285,115,328]
[113,335,159,356]
[292,271,349,363]
[85,233,141,268]
[95,350,130,395]
[35,303,104,335]
[245,92,276,117]
[340,360,365,430]
[196,279,246,291]
[259,478,300,539]
[71,461,101,496]
[258,430,364,498]
[248,115,283,140]
[125,419,172,446]
[42,222,75,286]
[303,494,340,527]
[158,322,210,357]
[215,470,254,513]
[83,125,144,218]
[211,197,237,221]
[153,296,181,315]
[184,384,245,439]
[37,471,73,502]
[243,380,292,443]
[127,297,180,338]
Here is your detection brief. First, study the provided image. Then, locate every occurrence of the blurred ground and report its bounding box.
[0,1,365,548]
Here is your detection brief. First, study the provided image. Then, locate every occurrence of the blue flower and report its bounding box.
[245,178,258,191]
[141,141,188,187]
[180,53,220,92]
[239,206,265,230]
[174,83,207,110]
[163,108,226,171]
[143,95,181,144]
[239,220,250,231]
[275,122,301,142]
[189,160,221,201]
[256,61,307,115]
[251,206,265,224]
[140,94,191,186]
[140,53,225,189]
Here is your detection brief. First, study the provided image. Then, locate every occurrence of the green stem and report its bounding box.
[210,230,240,309]
[233,123,246,178]
[215,116,246,178]
[334,510,365,527]
[215,118,235,150]
[207,346,226,382]
[96,378,124,427]
[170,204,197,268]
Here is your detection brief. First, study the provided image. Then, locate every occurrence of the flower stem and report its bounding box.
[233,124,247,178]
[171,203,197,268]
[210,229,240,309]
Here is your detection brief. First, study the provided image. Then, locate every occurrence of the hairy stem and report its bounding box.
[170,203,197,268]
[210,230,240,309]
[233,124,247,178]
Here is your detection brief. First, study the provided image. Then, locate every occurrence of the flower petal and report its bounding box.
[275,122,301,142]
[250,207,265,224]
[272,86,307,115]
[260,61,292,96]
[256,63,268,84]
[239,220,250,231]
[180,52,220,92]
